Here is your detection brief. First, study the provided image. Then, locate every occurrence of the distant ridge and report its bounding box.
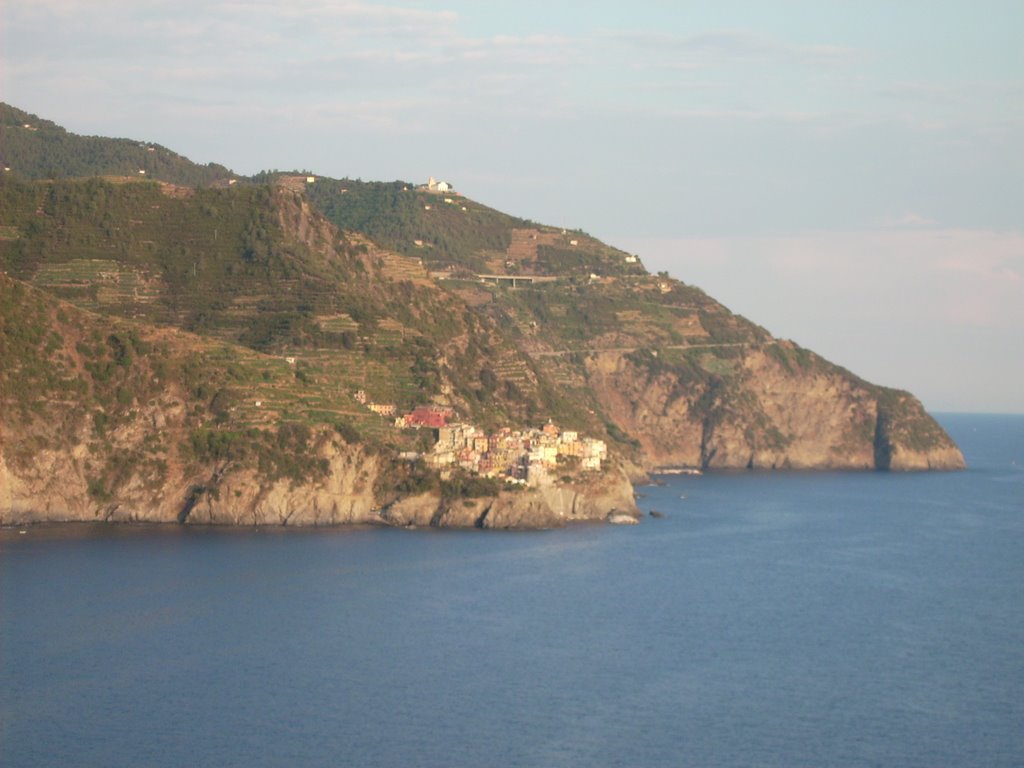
[0,103,237,186]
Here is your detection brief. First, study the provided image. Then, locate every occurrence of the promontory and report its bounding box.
[0,103,964,528]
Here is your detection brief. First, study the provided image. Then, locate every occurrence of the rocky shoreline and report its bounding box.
[3,442,968,530]
[0,439,640,529]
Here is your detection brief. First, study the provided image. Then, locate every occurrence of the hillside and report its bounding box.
[0,103,237,186]
[0,172,591,431]
[301,175,964,472]
[0,108,964,526]
[0,272,355,519]
[0,272,635,526]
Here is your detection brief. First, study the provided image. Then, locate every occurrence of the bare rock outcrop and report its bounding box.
[377,466,639,530]
[585,347,963,472]
[381,492,443,527]
[184,448,380,526]
[1,426,640,529]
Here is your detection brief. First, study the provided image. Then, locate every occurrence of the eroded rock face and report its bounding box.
[0,427,377,526]
[1,445,92,522]
[1,429,640,529]
[381,492,442,527]
[887,444,966,471]
[185,448,380,526]
[585,348,964,472]
[0,333,963,529]
[873,394,966,471]
[373,467,639,530]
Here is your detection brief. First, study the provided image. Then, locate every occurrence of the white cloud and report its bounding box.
[879,213,940,229]
[604,29,863,67]
[2,0,584,123]
[875,81,956,102]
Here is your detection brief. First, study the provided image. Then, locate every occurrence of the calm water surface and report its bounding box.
[2,413,1022,767]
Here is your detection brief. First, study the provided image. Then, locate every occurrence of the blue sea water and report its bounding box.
[1,413,1022,768]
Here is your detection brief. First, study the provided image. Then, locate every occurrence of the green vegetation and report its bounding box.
[441,473,503,500]
[188,423,330,483]
[0,103,237,186]
[380,458,440,498]
[0,277,158,431]
[873,386,951,454]
[0,104,961,505]
[0,275,365,500]
[0,116,780,462]
[0,173,574,431]
[303,177,525,268]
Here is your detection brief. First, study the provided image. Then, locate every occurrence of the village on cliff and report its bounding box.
[354,391,608,486]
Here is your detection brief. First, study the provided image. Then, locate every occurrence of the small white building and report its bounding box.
[423,176,453,194]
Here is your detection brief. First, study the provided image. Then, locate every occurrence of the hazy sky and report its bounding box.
[3,0,1022,412]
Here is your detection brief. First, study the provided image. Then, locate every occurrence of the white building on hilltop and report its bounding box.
[422,176,453,194]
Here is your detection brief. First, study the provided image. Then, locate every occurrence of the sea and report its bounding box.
[1,413,1022,768]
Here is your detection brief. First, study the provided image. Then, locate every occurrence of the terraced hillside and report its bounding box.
[0,106,964,510]
[0,273,367,519]
[304,176,648,280]
[0,173,583,436]
[0,271,637,527]
[304,175,963,472]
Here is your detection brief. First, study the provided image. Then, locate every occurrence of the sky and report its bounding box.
[2,0,1022,412]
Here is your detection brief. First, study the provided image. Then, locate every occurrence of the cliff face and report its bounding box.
[0,109,968,531]
[0,436,636,529]
[584,347,963,472]
[182,445,381,526]
[379,468,638,529]
[872,392,966,471]
[0,272,637,529]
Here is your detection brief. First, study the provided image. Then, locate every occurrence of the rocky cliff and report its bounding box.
[584,346,963,472]
[0,108,966,530]
[0,273,636,529]
[380,468,639,529]
[0,430,635,529]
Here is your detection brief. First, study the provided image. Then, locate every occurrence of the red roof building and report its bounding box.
[404,405,453,429]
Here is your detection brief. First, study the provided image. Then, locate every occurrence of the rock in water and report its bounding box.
[608,513,640,525]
